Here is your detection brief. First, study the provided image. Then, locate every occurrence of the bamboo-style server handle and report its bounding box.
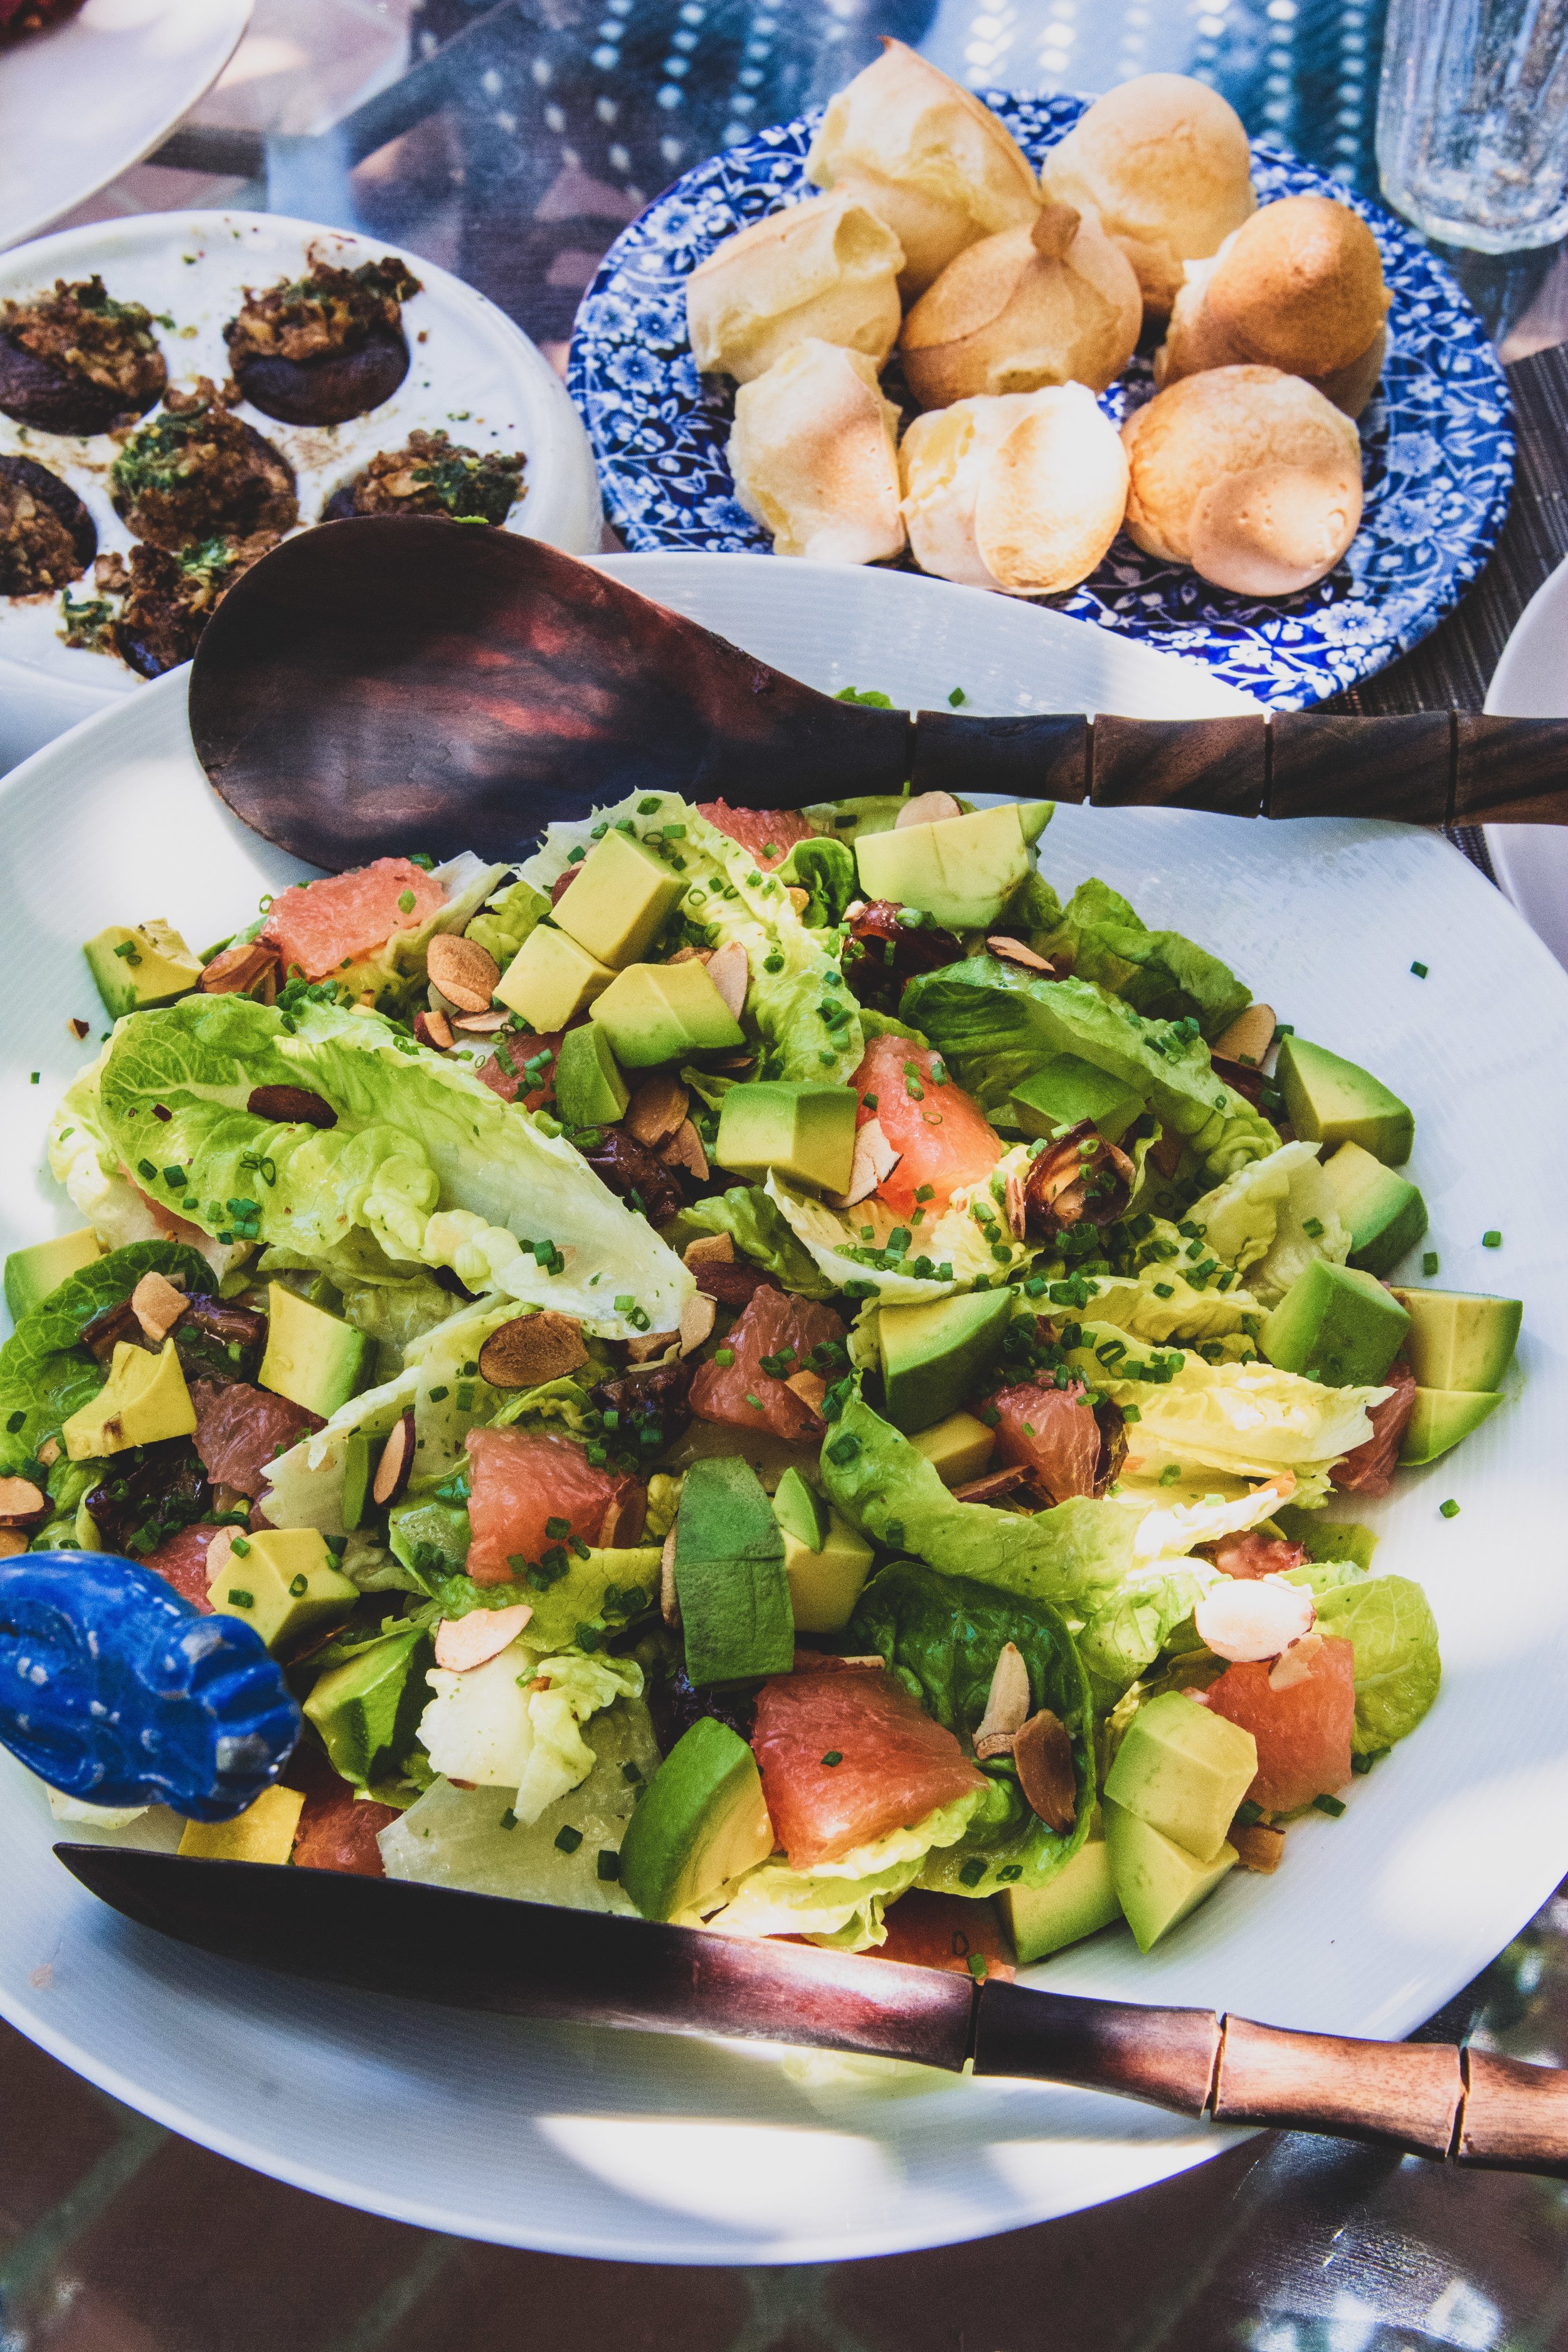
[970,1986,1568,2173]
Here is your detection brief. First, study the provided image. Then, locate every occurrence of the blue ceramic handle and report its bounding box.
[0,1552,300,1821]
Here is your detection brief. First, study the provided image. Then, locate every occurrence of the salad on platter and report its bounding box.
[0,775,1521,1971]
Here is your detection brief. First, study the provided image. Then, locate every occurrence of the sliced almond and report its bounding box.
[787,887,810,916]
[434,1603,534,1672]
[599,1487,645,1547]
[477,1310,589,1389]
[679,1291,718,1355]
[987,936,1053,973]
[130,1271,189,1345]
[844,899,867,922]
[68,1017,90,1041]
[896,792,962,829]
[427,933,501,1014]
[973,1641,1030,1754]
[451,1009,509,1034]
[952,1465,1036,1506]
[661,1527,680,1628]
[825,1117,901,1210]
[666,945,713,965]
[0,1529,28,1560]
[785,1368,827,1414]
[1212,1002,1276,1069]
[36,1437,60,1469]
[1232,1822,1285,1874]
[706,940,749,1020]
[205,1526,235,1582]
[1005,1168,1027,1241]
[372,1409,416,1507]
[201,940,278,998]
[626,1074,689,1147]
[1268,1630,1325,1692]
[625,1328,679,1365]
[415,1009,454,1051]
[0,1476,46,1526]
[684,1232,735,1268]
[659,1119,709,1182]
[1014,1707,1078,1833]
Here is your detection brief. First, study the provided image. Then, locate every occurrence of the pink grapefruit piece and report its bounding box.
[262,857,447,984]
[849,1034,1000,1219]
[751,1665,985,1870]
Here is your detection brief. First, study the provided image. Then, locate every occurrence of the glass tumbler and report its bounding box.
[1377,0,1568,252]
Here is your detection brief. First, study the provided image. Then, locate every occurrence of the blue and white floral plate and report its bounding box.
[568,95,1514,711]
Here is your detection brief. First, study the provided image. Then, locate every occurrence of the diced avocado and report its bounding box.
[1000,1806,1120,1963]
[494,923,615,1030]
[593,960,745,1069]
[554,1020,630,1127]
[210,1527,358,1654]
[1397,1385,1503,1466]
[877,1290,1015,1434]
[1276,1036,1414,1167]
[771,1465,829,1549]
[1259,1261,1411,1388]
[778,1503,874,1634]
[83,918,203,1020]
[1387,1288,1522,1394]
[1103,1798,1236,1953]
[178,1783,304,1866]
[304,1623,430,1783]
[1321,1142,1428,1276]
[1273,1503,1377,1573]
[910,1410,995,1485]
[341,1430,372,1533]
[1103,1688,1257,1863]
[61,1338,196,1460]
[855,803,1039,930]
[551,830,685,969]
[714,1081,857,1194]
[4,1227,101,1322]
[1009,1055,1143,1145]
[803,794,910,844]
[618,1715,776,1922]
[673,1455,795,1685]
[259,1283,371,1418]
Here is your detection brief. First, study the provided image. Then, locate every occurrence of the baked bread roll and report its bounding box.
[1041,74,1255,319]
[728,339,906,564]
[805,38,1041,296]
[1122,365,1363,596]
[686,190,904,384]
[901,381,1128,595]
[899,201,1141,410]
[1155,194,1392,418]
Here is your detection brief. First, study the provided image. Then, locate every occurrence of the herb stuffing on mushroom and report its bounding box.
[0,275,167,435]
[223,255,421,426]
[109,379,298,551]
[323,430,526,527]
[0,453,95,596]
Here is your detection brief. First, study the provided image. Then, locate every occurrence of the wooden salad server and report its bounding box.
[52,1843,1568,2176]
[187,519,1568,874]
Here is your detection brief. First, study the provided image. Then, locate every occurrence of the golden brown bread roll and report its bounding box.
[900,382,1128,595]
[1155,194,1392,418]
[686,189,904,384]
[805,38,1041,297]
[899,201,1142,410]
[728,339,906,565]
[1122,365,1363,596]
[1041,74,1255,319]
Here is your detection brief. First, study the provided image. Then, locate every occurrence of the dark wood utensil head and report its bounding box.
[188,520,911,869]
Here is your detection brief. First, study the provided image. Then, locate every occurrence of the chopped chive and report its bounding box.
[226,1589,254,1609]
[966,1952,988,1981]
[1422,1251,1439,1276]
[714,1347,735,1367]
[1302,1217,1325,1239]
[499,1808,518,1830]
[622,1761,642,1784]
[1313,1794,1347,1818]
[428,1384,449,1402]
[1158,1464,1182,1486]
[1410,960,1428,978]
[554,1826,583,1853]
[1483,1229,1502,1249]
[1235,1799,1264,1827]
[596,1850,620,1880]
[289,1573,309,1596]
[398,889,416,913]
[230,1535,251,1557]
[821,1751,843,1767]
[958,1857,987,1888]
[948,686,967,707]
[744,1392,764,1411]
[1440,1497,1460,1518]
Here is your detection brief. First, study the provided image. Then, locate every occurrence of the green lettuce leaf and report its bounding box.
[1074,1564,1215,1700]
[765,1145,1032,1306]
[1186,1141,1349,1305]
[779,837,857,927]
[1098,1353,1389,1485]
[416,1638,644,1823]
[0,1237,210,1471]
[1316,1575,1441,1754]
[1034,878,1250,1039]
[664,1184,837,1300]
[697,1792,985,1949]
[464,871,551,970]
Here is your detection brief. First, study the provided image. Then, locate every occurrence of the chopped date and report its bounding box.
[580,1125,687,1224]
[172,1296,268,1388]
[841,899,963,1013]
[80,1295,144,1364]
[690,1258,783,1308]
[648,1663,758,1757]
[1210,1052,1269,1110]
[1021,1119,1134,1237]
[190,1379,322,1498]
[87,1438,212,1557]
[246,1083,337,1129]
[590,1355,696,1452]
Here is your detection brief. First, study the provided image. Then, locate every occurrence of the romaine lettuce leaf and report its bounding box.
[48,1044,250,1281]
[1073,1562,1217,1697]
[665,1183,836,1300]
[1034,879,1250,1039]
[1187,1141,1349,1305]
[0,1237,211,1472]
[1316,1574,1441,1754]
[416,1639,642,1824]
[1103,1355,1389,1485]
[766,1145,1033,1305]
[463,871,551,971]
[695,1791,985,1949]
[779,836,857,927]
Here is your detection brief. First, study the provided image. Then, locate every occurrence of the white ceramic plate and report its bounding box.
[0,0,252,252]
[2,556,1565,2264]
[0,209,604,772]
[1484,552,1568,972]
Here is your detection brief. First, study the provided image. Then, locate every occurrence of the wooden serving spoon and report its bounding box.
[188,519,1568,873]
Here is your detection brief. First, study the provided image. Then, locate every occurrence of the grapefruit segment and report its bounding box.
[751,1664,985,1869]
[849,1035,1000,1219]
[141,1523,219,1612]
[1205,1634,1355,1813]
[992,1379,1101,1502]
[262,857,446,983]
[1332,1358,1417,1496]
[688,1288,846,1444]
[465,1426,645,1584]
[696,803,817,871]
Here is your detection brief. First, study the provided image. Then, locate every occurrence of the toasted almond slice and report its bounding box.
[428,933,501,1014]
[896,791,963,829]
[68,1017,90,1041]
[1232,1822,1286,1873]
[987,935,1053,973]
[415,1010,454,1051]
[974,1727,1017,1761]
[1014,1707,1078,1833]
[844,899,867,922]
[1195,1575,1315,1665]
[1268,1629,1325,1692]
[680,1291,718,1354]
[660,1527,680,1628]
[974,1641,1030,1751]
[1005,1168,1027,1241]
[205,1526,235,1582]
[201,940,278,997]
[825,1116,901,1210]
[1212,1002,1277,1069]
[373,1410,416,1507]
[599,1487,645,1547]
[451,1009,509,1034]
[435,1603,534,1672]
[130,1271,189,1345]
[625,1328,678,1364]
[478,1310,589,1389]
[626,1074,689,1147]
[0,1476,46,1525]
[706,940,749,1020]
[0,1529,28,1559]
[659,1119,709,1182]
[666,944,714,966]
[952,1465,1036,1506]
[36,1437,60,1469]
[787,887,810,916]
[785,1368,827,1414]
[684,1232,735,1268]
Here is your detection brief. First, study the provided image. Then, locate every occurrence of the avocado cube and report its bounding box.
[1103,1798,1237,1953]
[771,1465,829,1549]
[554,1020,630,1128]
[551,830,686,969]
[83,918,203,1020]
[591,960,744,1069]
[909,1410,995,1486]
[259,1284,371,1419]
[1103,1689,1258,1863]
[1259,1261,1411,1388]
[1009,1056,1143,1145]
[494,923,616,1031]
[855,803,1039,930]
[62,1338,196,1460]
[778,1507,874,1633]
[618,1715,776,1922]
[714,1081,857,1194]
[1000,1807,1121,1962]
[1320,1142,1428,1276]
[1387,1288,1522,1393]
[4,1227,101,1322]
[177,1784,305,1866]
[1276,1036,1414,1167]
[341,1429,372,1532]
[877,1290,1015,1434]
[210,1527,358,1653]
[1397,1385,1503,1466]
[304,1624,431,1783]
[1273,1503,1377,1573]
[673,1456,795,1685]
